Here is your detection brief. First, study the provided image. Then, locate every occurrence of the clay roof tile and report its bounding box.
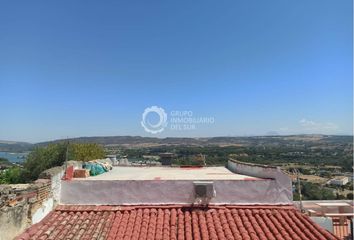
[15,205,339,240]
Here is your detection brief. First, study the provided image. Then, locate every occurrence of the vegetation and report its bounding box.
[69,143,105,161]
[120,143,353,170]
[0,167,23,184]
[0,157,10,163]
[22,143,68,181]
[120,143,353,200]
[293,182,336,200]
[0,143,105,183]
[1,135,352,201]
[0,157,12,167]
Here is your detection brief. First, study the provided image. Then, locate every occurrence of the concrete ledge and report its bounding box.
[227,159,293,203]
[228,158,278,169]
[39,161,82,179]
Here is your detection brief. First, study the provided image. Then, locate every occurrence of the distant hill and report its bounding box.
[36,136,205,147]
[0,141,33,152]
[35,134,353,148]
[0,135,351,151]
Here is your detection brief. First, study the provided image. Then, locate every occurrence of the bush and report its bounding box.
[69,143,105,161]
[0,167,24,184]
[22,143,67,181]
[20,142,105,182]
[294,181,336,200]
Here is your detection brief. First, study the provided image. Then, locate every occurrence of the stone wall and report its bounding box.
[0,181,51,240]
[0,161,82,240]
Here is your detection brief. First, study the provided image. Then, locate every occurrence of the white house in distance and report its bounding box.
[327,176,349,186]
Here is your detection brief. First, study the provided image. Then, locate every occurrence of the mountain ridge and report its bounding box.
[0,134,352,151]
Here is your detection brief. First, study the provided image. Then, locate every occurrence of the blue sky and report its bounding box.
[0,0,352,143]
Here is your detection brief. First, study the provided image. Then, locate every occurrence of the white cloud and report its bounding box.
[299,118,339,132]
[279,127,289,132]
[299,118,316,127]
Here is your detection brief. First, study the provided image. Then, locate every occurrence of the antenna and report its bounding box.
[293,169,304,212]
[64,137,69,179]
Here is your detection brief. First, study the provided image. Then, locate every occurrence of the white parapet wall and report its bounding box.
[61,179,291,205]
[227,158,293,203]
[60,161,293,205]
[31,198,54,224]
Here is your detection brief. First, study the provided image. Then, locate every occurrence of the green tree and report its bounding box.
[0,157,10,163]
[336,193,346,200]
[20,143,105,182]
[23,143,67,181]
[69,143,105,161]
[296,181,336,200]
[0,167,24,184]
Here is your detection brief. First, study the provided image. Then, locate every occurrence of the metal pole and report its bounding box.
[64,139,69,179]
[294,169,303,212]
[350,217,353,240]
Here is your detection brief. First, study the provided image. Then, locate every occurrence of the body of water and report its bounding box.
[0,151,29,163]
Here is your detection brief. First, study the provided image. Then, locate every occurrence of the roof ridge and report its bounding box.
[55,204,297,212]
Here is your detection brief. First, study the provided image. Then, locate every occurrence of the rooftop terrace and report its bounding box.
[60,160,293,205]
[80,166,263,181]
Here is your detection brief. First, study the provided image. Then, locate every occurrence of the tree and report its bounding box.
[0,157,10,163]
[0,167,24,184]
[0,157,12,169]
[69,143,105,161]
[23,143,67,181]
[298,181,336,200]
[336,193,346,200]
[22,142,105,182]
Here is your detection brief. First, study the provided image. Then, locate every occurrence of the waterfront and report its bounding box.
[0,151,28,163]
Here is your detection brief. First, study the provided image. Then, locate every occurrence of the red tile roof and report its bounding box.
[16,205,339,240]
[333,217,351,239]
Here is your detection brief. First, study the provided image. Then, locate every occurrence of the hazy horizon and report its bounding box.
[1,133,353,145]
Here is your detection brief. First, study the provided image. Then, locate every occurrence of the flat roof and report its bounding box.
[78,166,264,181]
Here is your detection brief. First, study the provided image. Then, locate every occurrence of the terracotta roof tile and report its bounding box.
[16,205,339,240]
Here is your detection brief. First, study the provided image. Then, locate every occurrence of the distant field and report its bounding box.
[289,174,328,184]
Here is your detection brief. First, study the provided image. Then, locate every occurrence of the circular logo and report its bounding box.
[141,106,168,134]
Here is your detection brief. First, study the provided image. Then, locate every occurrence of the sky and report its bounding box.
[0,0,352,143]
